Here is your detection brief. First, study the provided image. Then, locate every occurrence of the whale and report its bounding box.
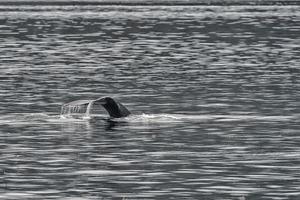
[62,96,131,118]
[94,97,131,118]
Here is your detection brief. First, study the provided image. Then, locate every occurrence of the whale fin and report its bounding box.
[62,97,131,118]
[95,97,131,118]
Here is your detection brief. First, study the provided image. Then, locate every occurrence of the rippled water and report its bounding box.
[0,5,300,200]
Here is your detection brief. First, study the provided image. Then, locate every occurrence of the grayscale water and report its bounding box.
[0,4,300,200]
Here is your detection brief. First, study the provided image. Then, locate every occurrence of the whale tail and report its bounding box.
[95,97,131,118]
[61,97,130,118]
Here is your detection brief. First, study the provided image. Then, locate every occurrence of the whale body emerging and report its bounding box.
[62,97,131,118]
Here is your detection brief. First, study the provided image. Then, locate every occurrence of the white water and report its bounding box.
[60,99,95,119]
[0,112,296,126]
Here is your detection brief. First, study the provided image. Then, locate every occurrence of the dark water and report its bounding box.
[0,5,300,200]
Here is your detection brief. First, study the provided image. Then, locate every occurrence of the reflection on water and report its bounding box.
[0,5,300,200]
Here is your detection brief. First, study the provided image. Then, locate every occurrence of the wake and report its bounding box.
[0,112,297,125]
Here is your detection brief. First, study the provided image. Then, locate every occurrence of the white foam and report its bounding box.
[0,112,296,126]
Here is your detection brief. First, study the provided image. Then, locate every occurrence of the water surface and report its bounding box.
[0,5,300,200]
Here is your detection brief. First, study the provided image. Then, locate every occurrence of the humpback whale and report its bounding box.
[62,97,131,118]
[95,97,131,118]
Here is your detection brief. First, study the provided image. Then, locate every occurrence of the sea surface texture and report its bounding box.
[0,4,299,200]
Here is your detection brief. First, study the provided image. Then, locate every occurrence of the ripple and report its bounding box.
[0,4,299,200]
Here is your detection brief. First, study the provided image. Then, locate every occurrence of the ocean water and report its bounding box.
[0,4,300,200]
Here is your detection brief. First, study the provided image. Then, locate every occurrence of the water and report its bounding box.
[0,4,300,200]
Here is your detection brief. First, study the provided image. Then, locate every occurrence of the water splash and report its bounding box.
[85,101,94,117]
[60,100,95,119]
[123,113,297,124]
[0,111,296,126]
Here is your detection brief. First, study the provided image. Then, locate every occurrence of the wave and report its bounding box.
[0,0,298,6]
[0,112,297,126]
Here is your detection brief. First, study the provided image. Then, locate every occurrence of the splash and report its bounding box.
[60,100,95,119]
[123,113,297,124]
